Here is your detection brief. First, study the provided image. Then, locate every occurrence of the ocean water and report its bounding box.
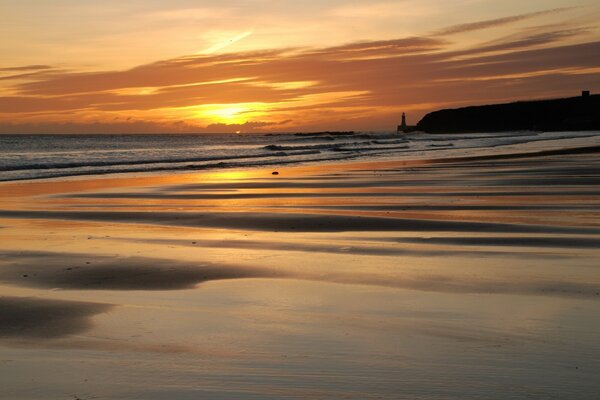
[0,130,599,181]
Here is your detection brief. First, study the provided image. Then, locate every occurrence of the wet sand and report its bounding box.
[1,145,599,399]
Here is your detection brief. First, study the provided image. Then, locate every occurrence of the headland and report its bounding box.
[416,91,599,133]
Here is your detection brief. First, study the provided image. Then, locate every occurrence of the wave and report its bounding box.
[263,143,345,151]
[1,131,598,182]
[0,151,307,172]
[0,151,361,182]
[264,138,411,152]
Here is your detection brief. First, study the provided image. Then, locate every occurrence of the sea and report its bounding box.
[1,130,599,181]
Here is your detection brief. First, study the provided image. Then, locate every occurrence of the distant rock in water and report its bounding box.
[417,93,600,133]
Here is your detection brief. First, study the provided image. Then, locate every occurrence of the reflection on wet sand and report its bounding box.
[0,251,278,290]
[391,236,600,248]
[1,209,598,234]
[110,236,583,258]
[0,296,112,339]
[1,250,597,297]
[0,146,599,399]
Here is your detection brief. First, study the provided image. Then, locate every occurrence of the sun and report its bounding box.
[207,106,247,123]
[193,102,269,125]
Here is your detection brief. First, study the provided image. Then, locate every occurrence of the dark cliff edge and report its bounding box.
[417,95,600,133]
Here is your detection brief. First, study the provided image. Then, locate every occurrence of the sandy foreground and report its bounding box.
[0,144,599,399]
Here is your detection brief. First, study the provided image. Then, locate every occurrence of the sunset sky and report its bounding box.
[1,0,599,133]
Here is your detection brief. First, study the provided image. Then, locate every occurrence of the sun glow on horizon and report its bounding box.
[0,1,598,134]
[191,103,269,125]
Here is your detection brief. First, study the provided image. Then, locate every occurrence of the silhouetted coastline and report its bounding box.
[417,93,600,133]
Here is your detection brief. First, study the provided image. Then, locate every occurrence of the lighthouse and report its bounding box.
[397,113,407,133]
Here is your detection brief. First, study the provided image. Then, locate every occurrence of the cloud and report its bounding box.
[0,13,597,133]
[0,65,60,82]
[330,1,438,18]
[202,31,253,54]
[453,26,593,56]
[306,37,447,58]
[434,7,572,36]
[0,64,53,72]
[142,7,235,21]
[331,2,407,17]
[204,120,291,133]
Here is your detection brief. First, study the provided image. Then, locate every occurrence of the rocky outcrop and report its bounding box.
[417,94,600,133]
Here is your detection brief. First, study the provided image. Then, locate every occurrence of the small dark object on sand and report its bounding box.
[272,171,279,175]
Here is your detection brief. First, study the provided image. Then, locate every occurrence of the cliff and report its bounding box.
[417,94,600,133]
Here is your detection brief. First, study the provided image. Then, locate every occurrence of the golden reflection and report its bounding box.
[199,169,257,182]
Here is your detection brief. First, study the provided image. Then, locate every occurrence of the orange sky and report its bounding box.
[0,0,599,133]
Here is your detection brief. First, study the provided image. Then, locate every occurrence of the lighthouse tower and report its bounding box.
[397,113,407,133]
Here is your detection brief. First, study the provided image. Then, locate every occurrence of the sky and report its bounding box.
[0,0,599,133]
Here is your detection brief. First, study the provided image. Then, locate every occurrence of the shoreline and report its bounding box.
[2,130,599,184]
[1,138,599,187]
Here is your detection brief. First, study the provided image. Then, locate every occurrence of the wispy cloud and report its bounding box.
[0,10,597,133]
[202,31,253,54]
[0,64,53,72]
[434,7,572,36]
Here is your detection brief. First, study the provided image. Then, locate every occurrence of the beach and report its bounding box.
[1,132,599,399]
